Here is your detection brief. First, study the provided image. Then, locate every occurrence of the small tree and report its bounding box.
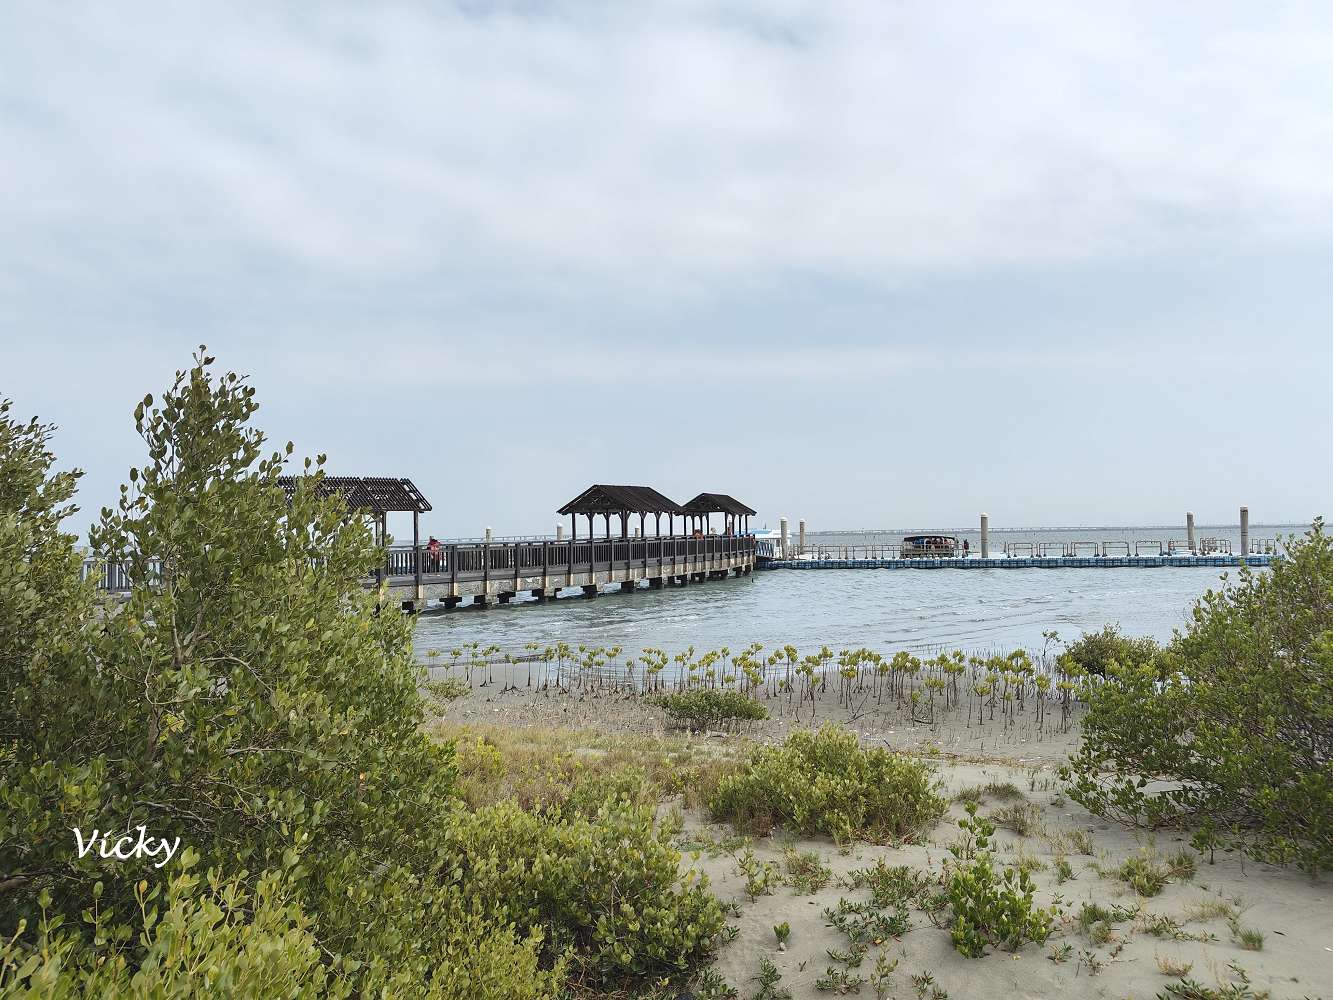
[1062,624,1159,677]
[1065,521,1333,875]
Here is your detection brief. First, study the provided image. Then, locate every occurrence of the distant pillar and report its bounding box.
[556,525,564,542]
[1186,512,1196,553]
[980,513,990,559]
[798,519,806,554]
[485,527,493,543]
[1240,506,1250,555]
[779,517,789,558]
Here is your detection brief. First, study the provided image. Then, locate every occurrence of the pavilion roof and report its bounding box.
[276,476,432,514]
[557,485,685,516]
[681,492,757,516]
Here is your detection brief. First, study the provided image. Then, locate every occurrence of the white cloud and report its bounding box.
[4,0,1333,296]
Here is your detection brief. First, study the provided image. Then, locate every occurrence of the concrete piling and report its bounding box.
[779,516,789,559]
[484,527,492,543]
[556,525,564,542]
[1186,512,1196,553]
[980,513,990,559]
[798,519,806,555]
[1240,506,1250,555]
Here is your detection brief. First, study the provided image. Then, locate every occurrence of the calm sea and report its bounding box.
[411,523,1304,658]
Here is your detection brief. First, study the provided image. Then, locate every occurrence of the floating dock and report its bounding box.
[762,554,1274,570]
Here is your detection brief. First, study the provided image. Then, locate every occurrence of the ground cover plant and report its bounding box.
[707,725,946,844]
[1065,521,1333,875]
[0,355,725,997]
[649,688,769,730]
[944,804,1057,957]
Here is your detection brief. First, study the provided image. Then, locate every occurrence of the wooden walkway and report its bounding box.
[85,534,757,610]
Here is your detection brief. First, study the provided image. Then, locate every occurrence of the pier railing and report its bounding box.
[788,537,1284,561]
[83,534,756,593]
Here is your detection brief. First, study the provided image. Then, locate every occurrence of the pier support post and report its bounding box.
[648,577,664,590]
[484,527,492,543]
[798,519,806,555]
[581,584,599,599]
[556,525,563,542]
[442,596,461,610]
[1186,511,1196,553]
[472,595,491,609]
[980,513,989,559]
[1240,506,1249,556]
[779,516,788,558]
[497,591,515,605]
[530,588,546,603]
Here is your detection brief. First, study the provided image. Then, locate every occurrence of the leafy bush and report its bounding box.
[707,725,945,844]
[945,805,1057,957]
[0,854,560,1000]
[1063,624,1159,677]
[649,689,768,729]
[0,358,723,996]
[444,800,724,987]
[1065,522,1333,875]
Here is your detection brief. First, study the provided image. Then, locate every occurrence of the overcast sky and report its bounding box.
[2,1,1330,538]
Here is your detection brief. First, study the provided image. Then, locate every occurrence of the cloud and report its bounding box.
[3,2,1332,533]
[4,0,1333,302]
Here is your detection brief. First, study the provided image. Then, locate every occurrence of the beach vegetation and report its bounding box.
[707,725,946,844]
[944,804,1057,957]
[649,688,768,730]
[1066,520,1333,875]
[0,358,724,997]
[1063,624,1160,677]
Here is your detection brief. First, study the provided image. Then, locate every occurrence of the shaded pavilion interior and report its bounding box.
[681,492,757,535]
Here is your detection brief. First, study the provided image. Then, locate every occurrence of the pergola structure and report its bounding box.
[557,485,686,540]
[276,475,432,585]
[681,492,757,535]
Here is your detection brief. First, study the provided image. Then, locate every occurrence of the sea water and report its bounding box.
[412,523,1304,657]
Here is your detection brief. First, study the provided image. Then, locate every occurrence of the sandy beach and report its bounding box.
[430,677,1332,1000]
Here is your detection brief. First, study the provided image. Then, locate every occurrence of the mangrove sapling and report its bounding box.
[752,956,793,1000]
[944,805,1058,957]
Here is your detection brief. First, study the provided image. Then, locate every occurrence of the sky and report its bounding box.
[2,1,1331,539]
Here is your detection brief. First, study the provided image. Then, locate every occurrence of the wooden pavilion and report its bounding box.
[276,475,432,584]
[681,492,757,535]
[557,485,686,540]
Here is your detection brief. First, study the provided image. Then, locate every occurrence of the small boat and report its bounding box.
[901,534,958,558]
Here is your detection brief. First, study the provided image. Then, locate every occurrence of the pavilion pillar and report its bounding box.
[412,509,422,600]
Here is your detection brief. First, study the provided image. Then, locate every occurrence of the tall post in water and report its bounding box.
[980,513,990,559]
[798,519,806,556]
[1240,506,1250,556]
[556,525,564,542]
[1186,511,1196,553]
[779,516,789,559]
[485,527,492,543]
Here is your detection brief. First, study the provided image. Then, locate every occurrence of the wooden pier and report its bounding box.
[84,535,756,609]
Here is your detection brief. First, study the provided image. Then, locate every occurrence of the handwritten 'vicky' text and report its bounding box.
[73,826,181,869]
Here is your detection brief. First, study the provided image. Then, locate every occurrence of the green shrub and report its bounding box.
[1064,624,1159,677]
[0,857,560,1000]
[945,805,1057,957]
[707,725,945,844]
[0,359,723,997]
[649,689,768,729]
[444,800,724,988]
[1065,521,1333,875]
